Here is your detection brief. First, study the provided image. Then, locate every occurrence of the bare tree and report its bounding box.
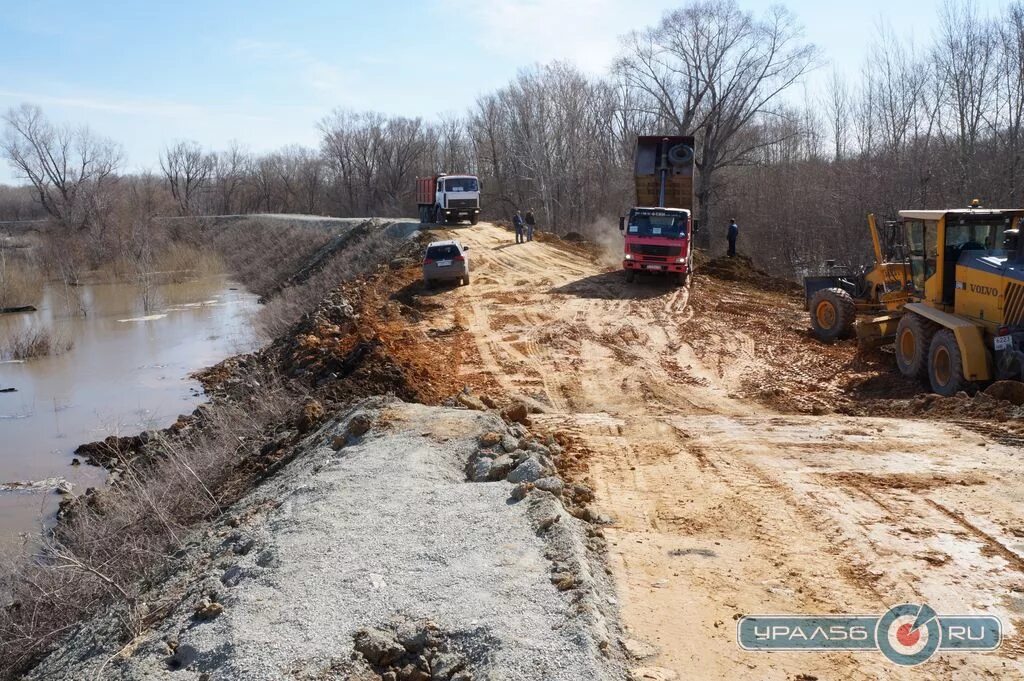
[1,103,122,232]
[159,140,213,216]
[615,0,819,244]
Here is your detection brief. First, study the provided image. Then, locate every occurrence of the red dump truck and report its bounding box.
[619,136,696,286]
[416,174,481,225]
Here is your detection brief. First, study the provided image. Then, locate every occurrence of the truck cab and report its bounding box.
[418,174,481,225]
[620,207,692,283]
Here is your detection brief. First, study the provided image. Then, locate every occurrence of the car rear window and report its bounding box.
[426,245,460,260]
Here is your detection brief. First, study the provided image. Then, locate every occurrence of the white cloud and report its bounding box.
[444,0,675,73]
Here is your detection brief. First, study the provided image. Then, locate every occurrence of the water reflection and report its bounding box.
[0,277,258,553]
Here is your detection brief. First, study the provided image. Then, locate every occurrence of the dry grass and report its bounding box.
[208,217,336,297]
[156,242,225,283]
[0,254,44,310]
[254,227,401,340]
[0,367,298,678]
[1,326,72,361]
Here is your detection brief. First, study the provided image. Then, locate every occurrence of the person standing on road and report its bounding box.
[525,209,536,242]
[727,219,739,257]
[512,211,525,244]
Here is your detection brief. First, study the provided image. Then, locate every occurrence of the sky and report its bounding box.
[0,0,999,184]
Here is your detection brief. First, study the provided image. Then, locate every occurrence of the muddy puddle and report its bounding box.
[0,277,258,554]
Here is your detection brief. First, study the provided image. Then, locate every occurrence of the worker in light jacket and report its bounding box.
[727,219,739,257]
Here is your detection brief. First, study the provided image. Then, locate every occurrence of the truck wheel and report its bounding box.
[419,206,427,224]
[928,329,966,396]
[676,272,689,287]
[435,206,446,224]
[895,313,938,378]
[470,214,480,225]
[462,275,470,286]
[625,269,635,283]
[808,288,856,342]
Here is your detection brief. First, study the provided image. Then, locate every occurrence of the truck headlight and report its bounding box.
[676,257,686,263]
[625,254,633,260]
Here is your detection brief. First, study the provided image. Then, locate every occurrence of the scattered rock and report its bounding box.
[70,458,81,466]
[297,398,326,434]
[551,572,576,591]
[510,482,534,502]
[347,412,374,437]
[456,393,487,411]
[0,387,16,393]
[500,435,519,453]
[506,457,545,484]
[193,598,223,621]
[533,476,564,496]
[501,401,530,424]
[470,458,493,482]
[220,565,245,587]
[354,628,406,666]
[487,454,514,480]
[623,637,658,660]
[478,431,502,448]
[480,394,499,409]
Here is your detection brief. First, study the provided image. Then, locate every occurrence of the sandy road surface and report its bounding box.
[414,222,1024,679]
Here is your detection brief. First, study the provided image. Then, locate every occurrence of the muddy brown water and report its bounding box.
[0,277,258,555]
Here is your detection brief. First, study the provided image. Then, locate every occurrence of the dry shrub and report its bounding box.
[0,367,297,678]
[1,326,72,361]
[0,252,44,310]
[255,227,400,340]
[156,242,225,283]
[208,217,336,297]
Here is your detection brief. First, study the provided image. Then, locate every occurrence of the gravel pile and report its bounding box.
[28,398,625,680]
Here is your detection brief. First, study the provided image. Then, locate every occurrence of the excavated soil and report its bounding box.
[395,221,1024,680]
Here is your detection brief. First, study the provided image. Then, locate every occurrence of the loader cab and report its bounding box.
[901,208,1024,310]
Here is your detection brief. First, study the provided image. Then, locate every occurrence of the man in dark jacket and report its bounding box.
[727,219,739,257]
[513,211,525,244]
[525,209,536,241]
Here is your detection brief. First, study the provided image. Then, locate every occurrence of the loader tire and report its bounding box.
[808,288,856,342]
[928,329,967,396]
[895,313,938,379]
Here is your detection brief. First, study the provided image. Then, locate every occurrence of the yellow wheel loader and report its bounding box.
[804,215,910,342]
[854,202,1023,396]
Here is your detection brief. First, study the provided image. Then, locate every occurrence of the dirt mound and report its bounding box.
[701,254,802,295]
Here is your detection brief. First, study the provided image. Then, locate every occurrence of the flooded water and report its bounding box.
[0,277,259,554]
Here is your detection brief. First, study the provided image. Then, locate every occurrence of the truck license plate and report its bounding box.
[995,335,1013,351]
[646,265,662,271]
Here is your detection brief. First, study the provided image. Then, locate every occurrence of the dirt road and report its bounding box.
[415,222,1024,679]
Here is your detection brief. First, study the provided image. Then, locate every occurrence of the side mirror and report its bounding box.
[463,246,470,252]
[619,216,625,232]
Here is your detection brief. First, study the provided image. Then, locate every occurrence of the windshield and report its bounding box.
[426,244,461,260]
[627,211,688,238]
[444,177,478,192]
[944,215,1018,261]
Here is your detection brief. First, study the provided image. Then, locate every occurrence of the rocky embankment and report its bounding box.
[30,399,625,680]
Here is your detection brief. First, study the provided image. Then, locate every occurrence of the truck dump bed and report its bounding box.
[634,136,695,211]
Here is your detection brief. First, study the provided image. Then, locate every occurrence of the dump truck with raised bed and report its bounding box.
[417,174,481,225]
[619,136,695,286]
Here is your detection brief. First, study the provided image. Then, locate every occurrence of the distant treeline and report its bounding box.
[3,0,1023,278]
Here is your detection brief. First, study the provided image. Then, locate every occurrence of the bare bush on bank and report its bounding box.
[0,367,297,678]
[1,326,72,361]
